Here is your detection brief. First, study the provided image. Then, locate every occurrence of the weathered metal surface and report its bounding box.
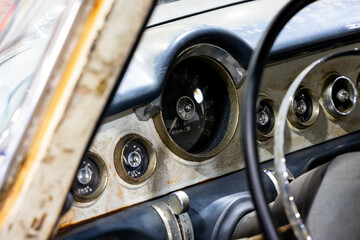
[0,0,155,239]
[60,41,360,228]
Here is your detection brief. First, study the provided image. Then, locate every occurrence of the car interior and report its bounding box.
[31,0,360,239]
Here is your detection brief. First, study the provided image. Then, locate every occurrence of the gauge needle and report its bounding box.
[168,117,178,134]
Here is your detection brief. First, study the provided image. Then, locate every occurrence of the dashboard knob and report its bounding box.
[323,75,356,118]
[77,165,93,185]
[167,191,190,215]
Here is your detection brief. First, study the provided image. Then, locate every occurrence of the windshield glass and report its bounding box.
[157,0,181,5]
[0,0,66,144]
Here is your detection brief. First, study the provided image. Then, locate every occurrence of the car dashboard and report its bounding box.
[57,0,360,239]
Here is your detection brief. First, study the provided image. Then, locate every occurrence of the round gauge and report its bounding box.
[293,89,313,123]
[256,100,275,136]
[72,153,107,202]
[323,75,356,117]
[114,134,157,184]
[256,98,276,140]
[154,46,239,161]
[121,139,149,179]
[162,57,227,153]
[288,86,319,129]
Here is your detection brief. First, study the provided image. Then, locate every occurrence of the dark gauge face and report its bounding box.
[293,89,313,123]
[256,100,275,136]
[73,155,101,200]
[114,134,156,184]
[122,140,149,179]
[162,57,230,154]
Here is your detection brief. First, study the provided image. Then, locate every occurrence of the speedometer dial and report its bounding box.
[162,57,225,153]
[154,44,240,161]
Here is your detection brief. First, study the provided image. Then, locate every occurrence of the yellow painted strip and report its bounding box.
[0,0,108,227]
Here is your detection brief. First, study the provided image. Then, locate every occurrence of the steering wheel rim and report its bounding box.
[273,48,360,240]
[240,0,316,239]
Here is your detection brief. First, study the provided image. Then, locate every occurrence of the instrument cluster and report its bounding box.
[60,41,360,229]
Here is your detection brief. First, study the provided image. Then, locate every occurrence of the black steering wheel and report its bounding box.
[240,0,326,239]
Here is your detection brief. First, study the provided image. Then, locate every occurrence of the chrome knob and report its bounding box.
[336,89,350,102]
[77,165,93,185]
[127,151,142,168]
[167,191,190,215]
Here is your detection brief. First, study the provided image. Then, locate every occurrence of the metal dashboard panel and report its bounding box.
[60,41,360,227]
[59,0,360,230]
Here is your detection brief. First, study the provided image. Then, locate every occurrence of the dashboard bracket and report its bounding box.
[152,191,194,240]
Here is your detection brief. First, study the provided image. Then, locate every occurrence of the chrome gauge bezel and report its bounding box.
[287,85,319,129]
[323,74,357,118]
[154,44,241,161]
[256,94,278,141]
[114,134,157,184]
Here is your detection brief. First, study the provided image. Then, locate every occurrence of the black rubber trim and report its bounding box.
[56,205,167,240]
[210,195,253,240]
[240,0,316,239]
[105,27,252,116]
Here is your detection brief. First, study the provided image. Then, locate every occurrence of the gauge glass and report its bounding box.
[256,100,275,136]
[161,57,230,154]
[293,89,313,123]
[122,139,149,179]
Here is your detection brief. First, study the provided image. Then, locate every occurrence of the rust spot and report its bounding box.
[167,179,180,184]
[30,213,47,231]
[116,189,123,200]
[30,219,37,229]
[62,147,74,153]
[39,198,46,209]
[59,204,132,231]
[96,79,107,96]
[42,156,54,164]
[49,195,53,201]
[59,209,76,228]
